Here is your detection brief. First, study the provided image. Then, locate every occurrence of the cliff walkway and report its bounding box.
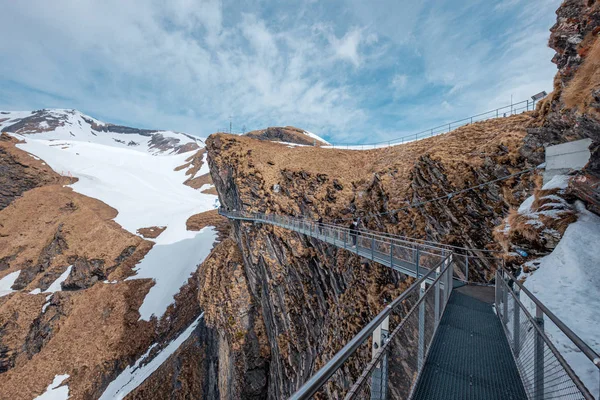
[219,208,600,400]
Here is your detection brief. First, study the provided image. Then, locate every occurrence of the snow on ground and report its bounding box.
[302,130,330,145]
[521,202,600,395]
[45,266,73,293]
[542,174,570,191]
[99,314,203,400]
[128,228,216,320]
[34,374,70,400]
[11,110,219,322]
[17,139,214,245]
[0,270,21,297]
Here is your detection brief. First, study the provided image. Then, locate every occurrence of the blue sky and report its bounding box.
[1,0,561,143]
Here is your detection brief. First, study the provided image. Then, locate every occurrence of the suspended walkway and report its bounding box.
[219,209,600,399]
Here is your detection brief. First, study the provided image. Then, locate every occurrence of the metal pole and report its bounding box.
[465,256,469,282]
[503,276,508,326]
[534,305,545,400]
[434,265,440,325]
[371,236,375,260]
[415,248,420,278]
[418,280,426,370]
[495,271,500,311]
[390,243,394,269]
[513,287,521,357]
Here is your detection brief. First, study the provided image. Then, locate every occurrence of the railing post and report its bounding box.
[418,280,426,370]
[503,275,508,326]
[434,265,441,325]
[495,270,500,313]
[390,243,394,269]
[415,248,420,278]
[534,306,545,400]
[344,230,347,249]
[513,287,521,357]
[371,316,389,400]
[371,236,375,260]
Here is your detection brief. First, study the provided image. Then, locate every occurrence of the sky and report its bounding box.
[0,0,561,143]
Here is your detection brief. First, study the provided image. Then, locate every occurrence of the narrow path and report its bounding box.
[411,287,527,400]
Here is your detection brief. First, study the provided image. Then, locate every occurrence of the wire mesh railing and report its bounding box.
[288,254,454,399]
[218,208,502,283]
[496,269,600,400]
[324,100,534,150]
[343,256,454,400]
[219,208,450,280]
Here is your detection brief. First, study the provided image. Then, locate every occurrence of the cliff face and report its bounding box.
[524,0,600,179]
[205,113,539,397]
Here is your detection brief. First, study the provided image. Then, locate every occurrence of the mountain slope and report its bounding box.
[0,110,223,399]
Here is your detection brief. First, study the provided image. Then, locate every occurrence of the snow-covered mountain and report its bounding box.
[0,109,202,155]
[0,108,220,398]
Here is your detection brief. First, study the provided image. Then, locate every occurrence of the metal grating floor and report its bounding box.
[411,288,527,400]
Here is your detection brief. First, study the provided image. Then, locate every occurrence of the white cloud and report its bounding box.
[329,28,365,67]
[392,74,408,90]
[0,0,563,144]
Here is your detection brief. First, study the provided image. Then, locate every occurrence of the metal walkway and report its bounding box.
[219,209,600,400]
[219,209,458,282]
[412,287,527,400]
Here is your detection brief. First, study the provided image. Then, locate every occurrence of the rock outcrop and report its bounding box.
[205,112,540,397]
[524,0,600,208]
[245,126,326,146]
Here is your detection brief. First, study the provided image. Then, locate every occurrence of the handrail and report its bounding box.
[497,275,594,400]
[220,208,502,256]
[345,255,453,399]
[223,209,448,254]
[323,100,532,149]
[289,255,451,400]
[501,268,600,370]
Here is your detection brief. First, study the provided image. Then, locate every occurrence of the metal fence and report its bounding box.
[324,100,533,150]
[495,269,600,400]
[218,208,501,283]
[219,209,450,280]
[289,254,454,399]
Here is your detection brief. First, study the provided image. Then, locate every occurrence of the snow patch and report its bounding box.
[303,130,330,145]
[518,195,535,213]
[34,374,69,400]
[0,270,21,297]
[128,227,216,320]
[46,266,72,293]
[99,314,203,399]
[542,174,570,191]
[522,202,600,395]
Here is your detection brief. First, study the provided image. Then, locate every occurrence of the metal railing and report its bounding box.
[219,208,449,280]
[289,254,454,399]
[496,268,600,400]
[323,100,534,150]
[218,208,501,283]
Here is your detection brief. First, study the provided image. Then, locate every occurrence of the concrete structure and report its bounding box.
[544,138,592,184]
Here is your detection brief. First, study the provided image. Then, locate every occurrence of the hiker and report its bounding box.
[349,218,359,247]
[317,216,324,235]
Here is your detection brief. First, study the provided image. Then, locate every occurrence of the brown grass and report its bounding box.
[136,226,167,239]
[563,34,600,113]
[201,186,218,195]
[211,113,533,218]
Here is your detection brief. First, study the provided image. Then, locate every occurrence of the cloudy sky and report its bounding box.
[1,0,561,143]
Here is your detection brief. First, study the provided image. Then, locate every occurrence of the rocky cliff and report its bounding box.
[205,112,541,397]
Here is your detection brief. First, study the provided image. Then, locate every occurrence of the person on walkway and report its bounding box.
[317,216,324,236]
[349,218,359,247]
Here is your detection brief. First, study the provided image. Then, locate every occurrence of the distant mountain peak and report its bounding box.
[0,109,203,155]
